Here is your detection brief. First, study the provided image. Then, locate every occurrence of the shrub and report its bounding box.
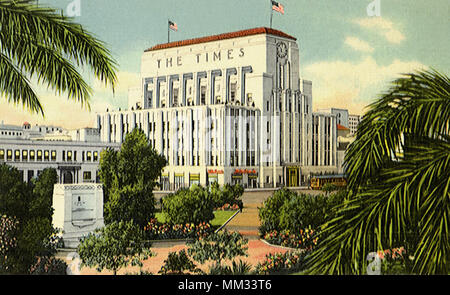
[158,250,202,275]
[215,203,240,211]
[187,230,248,265]
[278,193,329,232]
[77,221,153,275]
[29,257,68,275]
[162,185,214,225]
[262,228,319,250]
[207,259,253,275]
[255,251,310,275]
[258,189,347,236]
[210,182,244,208]
[258,188,296,233]
[144,219,212,240]
[377,247,410,275]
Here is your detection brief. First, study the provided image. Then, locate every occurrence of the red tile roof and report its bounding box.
[337,124,350,131]
[145,27,297,52]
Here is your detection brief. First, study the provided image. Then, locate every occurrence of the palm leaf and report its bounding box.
[305,69,450,274]
[0,0,117,115]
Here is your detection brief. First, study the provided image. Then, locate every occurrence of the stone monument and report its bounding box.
[52,183,105,248]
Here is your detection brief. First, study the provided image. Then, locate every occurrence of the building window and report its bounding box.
[29,150,35,161]
[87,151,92,161]
[93,151,98,162]
[67,151,72,162]
[83,171,92,181]
[0,149,4,160]
[22,150,28,162]
[50,150,56,161]
[200,85,206,105]
[7,150,12,161]
[230,82,236,102]
[44,150,49,161]
[14,150,20,161]
[173,88,179,106]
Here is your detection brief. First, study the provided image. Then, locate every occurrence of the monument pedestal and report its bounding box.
[52,184,105,248]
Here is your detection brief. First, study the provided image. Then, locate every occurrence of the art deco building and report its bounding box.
[97,27,339,189]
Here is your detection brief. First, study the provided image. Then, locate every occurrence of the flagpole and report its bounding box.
[270,1,273,28]
[168,19,170,43]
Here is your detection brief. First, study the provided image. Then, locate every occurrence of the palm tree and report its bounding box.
[0,0,117,116]
[304,69,449,274]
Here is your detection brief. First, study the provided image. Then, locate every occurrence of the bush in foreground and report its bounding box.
[162,185,215,225]
[77,221,152,275]
[255,251,310,275]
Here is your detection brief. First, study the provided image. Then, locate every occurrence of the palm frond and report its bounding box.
[305,69,450,274]
[0,53,43,115]
[0,0,117,114]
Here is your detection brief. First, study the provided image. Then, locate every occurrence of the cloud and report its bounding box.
[344,36,374,53]
[353,17,405,44]
[303,56,426,115]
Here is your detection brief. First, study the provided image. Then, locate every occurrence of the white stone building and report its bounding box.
[97,27,339,189]
[0,122,119,184]
[317,108,350,128]
[348,114,362,135]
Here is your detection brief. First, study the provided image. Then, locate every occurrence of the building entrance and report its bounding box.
[287,167,299,187]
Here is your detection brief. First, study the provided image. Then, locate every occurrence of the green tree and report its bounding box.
[0,0,117,115]
[77,220,153,275]
[30,168,58,220]
[305,70,450,274]
[187,230,248,272]
[100,128,166,228]
[98,148,118,204]
[0,165,59,273]
[0,164,31,220]
[0,215,19,274]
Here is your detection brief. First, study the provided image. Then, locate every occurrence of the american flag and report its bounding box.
[169,20,178,31]
[271,1,284,14]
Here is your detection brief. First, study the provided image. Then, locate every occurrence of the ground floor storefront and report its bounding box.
[157,165,339,191]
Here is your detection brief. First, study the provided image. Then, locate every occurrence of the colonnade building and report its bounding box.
[97,27,339,189]
[0,122,120,184]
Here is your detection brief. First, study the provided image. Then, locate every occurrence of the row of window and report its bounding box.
[0,131,23,136]
[0,149,99,162]
[17,169,97,183]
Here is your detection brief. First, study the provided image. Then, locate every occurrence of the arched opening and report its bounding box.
[63,171,73,184]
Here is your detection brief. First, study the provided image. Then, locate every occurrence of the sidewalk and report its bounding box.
[224,203,261,239]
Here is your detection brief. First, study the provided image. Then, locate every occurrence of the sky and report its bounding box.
[1,0,449,129]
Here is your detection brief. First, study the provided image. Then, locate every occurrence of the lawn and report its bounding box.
[154,210,236,227]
